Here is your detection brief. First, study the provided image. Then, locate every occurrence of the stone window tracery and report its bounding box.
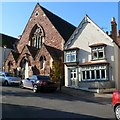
[30,25,44,49]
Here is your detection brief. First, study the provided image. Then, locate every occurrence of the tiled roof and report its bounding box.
[89,43,107,47]
[44,44,63,60]
[40,5,76,42]
[79,61,109,66]
[0,33,18,49]
[11,51,20,62]
[64,47,79,51]
[27,45,39,58]
[117,36,120,46]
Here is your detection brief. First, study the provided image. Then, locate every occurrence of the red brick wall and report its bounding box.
[35,45,52,75]
[4,52,17,73]
[17,46,34,67]
[17,4,64,53]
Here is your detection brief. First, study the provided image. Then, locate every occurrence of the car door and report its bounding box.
[24,75,37,89]
[0,73,5,83]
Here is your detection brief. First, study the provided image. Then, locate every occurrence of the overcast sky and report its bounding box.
[1,2,118,38]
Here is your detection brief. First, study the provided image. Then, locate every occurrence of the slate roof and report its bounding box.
[27,45,39,58]
[40,4,76,42]
[117,36,120,47]
[44,44,63,60]
[0,33,18,49]
[11,51,20,62]
[89,43,107,47]
[79,61,109,66]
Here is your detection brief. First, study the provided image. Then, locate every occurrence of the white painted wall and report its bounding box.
[64,64,69,86]
[64,16,117,87]
[117,47,120,89]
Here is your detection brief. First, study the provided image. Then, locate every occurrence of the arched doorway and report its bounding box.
[20,57,30,79]
[8,61,13,72]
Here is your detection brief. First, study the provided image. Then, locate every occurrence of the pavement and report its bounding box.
[60,86,113,99]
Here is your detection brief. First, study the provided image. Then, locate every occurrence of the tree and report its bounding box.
[51,60,63,91]
[51,60,63,82]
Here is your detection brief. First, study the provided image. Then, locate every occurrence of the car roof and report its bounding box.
[0,72,11,74]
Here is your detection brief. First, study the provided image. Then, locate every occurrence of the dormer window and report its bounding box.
[89,43,106,60]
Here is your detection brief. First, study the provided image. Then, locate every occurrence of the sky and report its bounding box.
[1,2,118,38]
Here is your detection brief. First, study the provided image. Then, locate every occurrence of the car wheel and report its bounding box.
[19,82,24,89]
[115,105,120,120]
[4,81,9,86]
[33,85,38,93]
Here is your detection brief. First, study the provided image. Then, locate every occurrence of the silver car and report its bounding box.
[19,75,58,93]
[0,72,21,86]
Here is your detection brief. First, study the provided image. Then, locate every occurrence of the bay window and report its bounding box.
[91,46,106,60]
[81,65,108,81]
[65,50,77,62]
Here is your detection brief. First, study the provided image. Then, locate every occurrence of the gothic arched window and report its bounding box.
[8,61,13,72]
[30,24,44,49]
[40,56,46,69]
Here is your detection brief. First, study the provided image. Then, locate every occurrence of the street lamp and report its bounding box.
[3,45,6,72]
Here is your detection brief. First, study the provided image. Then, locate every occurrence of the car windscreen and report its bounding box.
[37,76,50,80]
[5,73,13,77]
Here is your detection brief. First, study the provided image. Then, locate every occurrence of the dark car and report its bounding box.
[112,90,120,120]
[20,75,58,93]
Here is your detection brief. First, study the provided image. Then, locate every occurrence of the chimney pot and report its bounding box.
[111,17,115,22]
[106,31,108,35]
[111,17,117,41]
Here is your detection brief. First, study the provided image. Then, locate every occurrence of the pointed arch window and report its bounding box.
[8,61,13,72]
[40,56,46,69]
[30,24,44,49]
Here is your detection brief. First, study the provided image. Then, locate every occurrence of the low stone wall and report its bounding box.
[78,80,115,89]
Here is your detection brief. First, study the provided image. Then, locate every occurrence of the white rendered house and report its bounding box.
[64,15,120,92]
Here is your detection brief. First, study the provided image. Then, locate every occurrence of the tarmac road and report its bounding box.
[1,86,115,120]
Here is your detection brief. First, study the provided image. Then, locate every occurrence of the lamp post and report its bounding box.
[3,45,6,72]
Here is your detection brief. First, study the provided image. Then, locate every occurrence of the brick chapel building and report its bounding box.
[4,3,76,79]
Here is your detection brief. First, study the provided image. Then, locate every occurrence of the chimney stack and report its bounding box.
[111,17,117,41]
[119,30,120,36]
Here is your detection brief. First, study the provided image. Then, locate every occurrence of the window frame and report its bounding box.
[91,46,106,61]
[30,25,44,49]
[65,50,77,63]
[81,65,108,81]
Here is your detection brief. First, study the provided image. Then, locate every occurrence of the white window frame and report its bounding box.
[91,46,106,60]
[69,67,78,86]
[65,50,77,63]
[81,65,108,81]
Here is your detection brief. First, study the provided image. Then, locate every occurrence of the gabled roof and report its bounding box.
[39,3,76,42]
[11,51,20,62]
[0,33,18,49]
[44,44,62,60]
[27,45,39,58]
[65,15,114,49]
[117,36,120,47]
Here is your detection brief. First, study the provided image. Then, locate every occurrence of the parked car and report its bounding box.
[0,72,21,86]
[112,90,120,120]
[19,75,58,93]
